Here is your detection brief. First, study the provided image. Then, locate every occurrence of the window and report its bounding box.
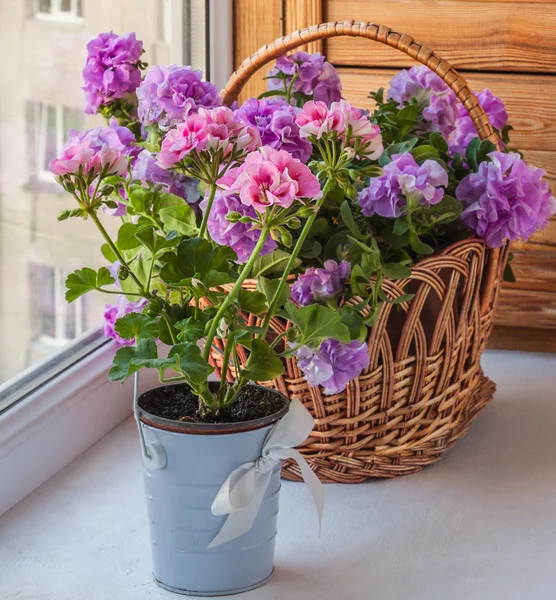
[35,0,83,20]
[0,1,228,414]
[35,103,83,182]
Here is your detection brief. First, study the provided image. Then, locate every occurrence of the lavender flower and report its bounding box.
[234,98,312,162]
[137,65,221,129]
[297,339,370,395]
[456,151,556,248]
[104,295,147,346]
[291,260,351,306]
[201,193,277,263]
[449,89,509,155]
[358,153,448,218]
[82,32,143,115]
[267,52,342,106]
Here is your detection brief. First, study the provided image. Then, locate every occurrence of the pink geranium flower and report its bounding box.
[157,114,209,167]
[295,100,344,138]
[218,146,321,212]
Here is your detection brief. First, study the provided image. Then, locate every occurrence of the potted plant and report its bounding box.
[50,25,555,594]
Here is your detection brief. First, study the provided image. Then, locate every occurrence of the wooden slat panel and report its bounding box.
[324,1,556,73]
[337,68,556,152]
[285,0,323,54]
[488,326,556,353]
[233,0,282,102]
[505,251,556,293]
[495,287,556,329]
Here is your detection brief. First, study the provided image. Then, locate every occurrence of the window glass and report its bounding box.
[0,0,207,396]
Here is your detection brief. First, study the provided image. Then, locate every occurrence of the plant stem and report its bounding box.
[161,309,178,345]
[199,182,217,239]
[260,176,336,332]
[202,227,271,362]
[88,209,148,296]
[219,331,235,389]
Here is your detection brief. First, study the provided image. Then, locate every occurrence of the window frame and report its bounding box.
[34,0,84,22]
[0,0,233,517]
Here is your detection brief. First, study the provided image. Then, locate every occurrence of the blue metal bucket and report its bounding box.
[138,385,288,596]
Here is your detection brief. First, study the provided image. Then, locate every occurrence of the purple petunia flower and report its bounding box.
[291,260,351,306]
[267,52,342,106]
[456,151,556,248]
[82,31,143,115]
[234,98,312,162]
[137,65,221,129]
[358,153,448,218]
[296,339,370,395]
[201,193,277,263]
[103,295,147,346]
[449,89,509,156]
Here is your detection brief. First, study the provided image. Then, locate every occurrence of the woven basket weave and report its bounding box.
[213,21,509,483]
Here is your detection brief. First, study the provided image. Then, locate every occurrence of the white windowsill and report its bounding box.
[1,349,556,599]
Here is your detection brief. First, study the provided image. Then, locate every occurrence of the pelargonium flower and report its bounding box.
[234,98,312,162]
[296,339,370,395]
[201,193,277,263]
[358,153,448,218]
[217,146,321,212]
[267,51,342,106]
[157,108,260,169]
[456,151,556,248]
[295,100,344,139]
[137,64,221,129]
[103,295,147,346]
[449,89,509,156]
[82,32,143,115]
[49,123,134,178]
[291,260,351,306]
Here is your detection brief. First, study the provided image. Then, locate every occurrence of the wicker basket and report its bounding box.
[213,21,509,483]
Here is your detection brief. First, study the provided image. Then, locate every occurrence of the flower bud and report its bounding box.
[288,217,302,230]
[117,265,130,281]
[225,211,242,223]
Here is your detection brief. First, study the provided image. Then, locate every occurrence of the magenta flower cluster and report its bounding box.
[234,98,312,162]
[456,151,556,248]
[104,295,147,346]
[291,260,351,306]
[201,193,277,263]
[49,121,135,178]
[388,66,508,155]
[137,65,221,129]
[296,339,370,395]
[82,32,143,115]
[267,51,342,106]
[217,145,321,212]
[358,153,448,218]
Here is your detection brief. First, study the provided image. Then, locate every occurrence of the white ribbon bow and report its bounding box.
[208,398,324,549]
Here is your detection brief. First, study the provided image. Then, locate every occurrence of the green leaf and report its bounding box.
[135,228,177,255]
[466,137,481,171]
[381,263,412,280]
[167,343,214,386]
[503,252,516,283]
[433,195,463,222]
[340,201,365,240]
[159,204,198,237]
[393,218,409,236]
[203,270,236,288]
[101,243,118,263]
[129,188,153,214]
[257,277,290,310]
[350,264,369,297]
[108,338,158,382]
[154,192,186,211]
[300,240,322,259]
[338,307,366,341]
[65,267,115,303]
[286,303,350,347]
[387,138,418,156]
[388,293,415,305]
[114,313,157,341]
[251,249,300,278]
[411,145,441,165]
[117,222,143,251]
[409,232,434,255]
[237,289,268,315]
[241,339,285,382]
[175,317,206,343]
[160,237,230,284]
[429,132,448,153]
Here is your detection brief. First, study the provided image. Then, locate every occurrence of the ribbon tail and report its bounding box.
[277,448,324,533]
[208,470,272,549]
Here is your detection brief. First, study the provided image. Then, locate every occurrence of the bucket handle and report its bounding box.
[134,372,167,469]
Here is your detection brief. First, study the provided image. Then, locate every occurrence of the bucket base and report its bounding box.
[153,569,274,596]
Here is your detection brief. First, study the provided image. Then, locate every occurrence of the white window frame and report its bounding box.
[0,0,233,518]
[35,103,65,182]
[34,0,83,23]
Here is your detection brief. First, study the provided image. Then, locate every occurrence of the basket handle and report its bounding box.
[222,20,499,147]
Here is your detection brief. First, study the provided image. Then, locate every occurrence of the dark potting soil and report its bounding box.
[138,383,287,424]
